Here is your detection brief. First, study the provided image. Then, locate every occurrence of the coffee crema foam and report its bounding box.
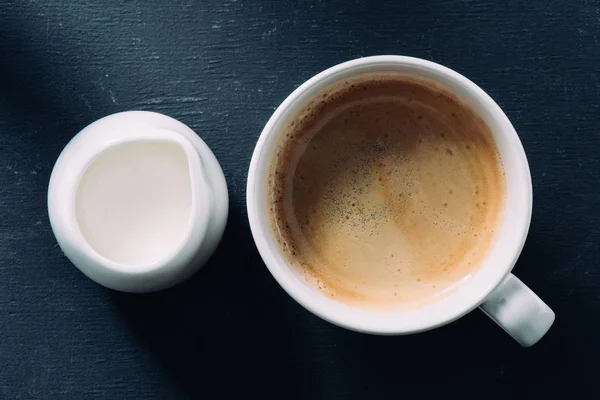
[268,75,506,311]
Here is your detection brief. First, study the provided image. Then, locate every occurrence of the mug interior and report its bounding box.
[247,56,532,334]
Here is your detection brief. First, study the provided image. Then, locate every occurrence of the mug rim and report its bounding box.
[247,55,532,334]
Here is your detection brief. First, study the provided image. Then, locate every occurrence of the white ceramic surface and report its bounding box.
[48,111,228,293]
[247,56,554,346]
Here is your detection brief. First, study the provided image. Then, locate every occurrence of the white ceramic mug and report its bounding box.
[247,56,555,346]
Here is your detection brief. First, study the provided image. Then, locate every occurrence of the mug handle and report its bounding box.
[479,273,555,347]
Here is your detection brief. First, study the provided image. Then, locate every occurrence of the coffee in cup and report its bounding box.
[268,74,506,311]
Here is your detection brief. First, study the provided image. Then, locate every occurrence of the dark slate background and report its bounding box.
[1,0,599,398]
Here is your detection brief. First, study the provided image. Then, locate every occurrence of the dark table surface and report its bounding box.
[1,0,599,398]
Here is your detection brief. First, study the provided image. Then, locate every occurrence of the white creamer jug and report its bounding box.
[48,111,228,292]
